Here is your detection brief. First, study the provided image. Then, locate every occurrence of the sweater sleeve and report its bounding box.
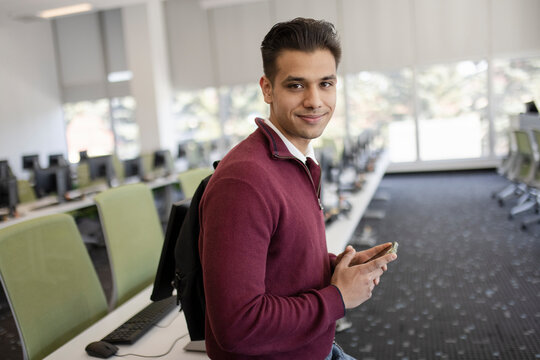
[199,175,344,355]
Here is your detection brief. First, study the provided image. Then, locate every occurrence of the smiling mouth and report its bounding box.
[297,113,327,123]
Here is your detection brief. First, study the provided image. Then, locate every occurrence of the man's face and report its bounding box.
[260,49,337,154]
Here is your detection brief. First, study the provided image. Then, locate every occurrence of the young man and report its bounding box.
[199,18,397,359]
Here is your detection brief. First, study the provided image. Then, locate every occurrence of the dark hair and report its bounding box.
[260,17,341,83]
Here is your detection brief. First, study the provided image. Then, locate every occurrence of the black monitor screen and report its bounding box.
[0,160,10,179]
[88,155,114,182]
[123,157,143,179]
[0,161,17,214]
[22,154,40,170]
[49,154,67,167]
[153,150,173,175]
[178,144,187,159]
[34,166,71,199]
[154,150,167,168]
[79,151,89,161]
[525,101,538,114]
[0,178,18,213]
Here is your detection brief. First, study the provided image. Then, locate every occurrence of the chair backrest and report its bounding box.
[514,130,535,183]
[177,167,214,199]
[0,214,108,360]
[16,180,36,204]
[111,154,125,184]
[530,129,540,186]
[141,153,154,180]
[94,183,164,308]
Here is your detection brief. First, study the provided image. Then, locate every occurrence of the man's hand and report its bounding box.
[331,245,397,309]
[335,243,393,268]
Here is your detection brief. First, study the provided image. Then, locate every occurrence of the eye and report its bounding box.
[287,83,304,89]
[320,81,334,88]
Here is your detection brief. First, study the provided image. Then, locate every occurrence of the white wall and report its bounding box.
[0,18,66,178]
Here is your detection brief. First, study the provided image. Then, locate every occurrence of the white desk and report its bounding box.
[325,152,389,254]
[44,286,209,360]
[0,196,96,230]
[0,175,180,231]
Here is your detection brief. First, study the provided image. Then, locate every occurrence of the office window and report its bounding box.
[492,57,540,156]
[172,87,220,143]
[220,83,266,141]
[417,60,488,161]
[346,70,415,162]
[111,96,139,160]
[64,99,115,163]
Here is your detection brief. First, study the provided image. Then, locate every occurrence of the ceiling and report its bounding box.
[0,0,145,21]
[0,0,265,22]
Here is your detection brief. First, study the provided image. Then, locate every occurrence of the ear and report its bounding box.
[259,76,273,104]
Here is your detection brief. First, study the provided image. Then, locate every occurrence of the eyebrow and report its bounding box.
[282,75,337,83]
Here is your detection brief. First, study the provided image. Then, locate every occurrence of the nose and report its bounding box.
[303,86,322,109]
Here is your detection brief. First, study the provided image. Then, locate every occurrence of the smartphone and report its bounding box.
[363,241,398,264]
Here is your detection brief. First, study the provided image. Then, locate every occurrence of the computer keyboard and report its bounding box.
[102,295,179,344]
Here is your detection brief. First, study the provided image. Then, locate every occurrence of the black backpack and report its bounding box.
[174,160,220,341]
[150,162,217,341]
[173,173,211,341]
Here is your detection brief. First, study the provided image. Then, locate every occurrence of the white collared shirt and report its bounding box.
[263,119,318,165]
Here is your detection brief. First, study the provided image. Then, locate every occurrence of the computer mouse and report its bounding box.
[85,340,119,358]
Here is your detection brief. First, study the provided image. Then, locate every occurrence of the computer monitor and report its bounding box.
[49,154,67,167]
[0,178,18,217]
[178,144,187,159]
[525,101,538,114]
[123,157,144,180]
[88,155,115,185]
[0,161,18,216]
[22,154,40,170]
[0,160,11,179]
[151,199,191,302]
[153,150,173,176]
[33,166,72,201]
[79,150,89,161]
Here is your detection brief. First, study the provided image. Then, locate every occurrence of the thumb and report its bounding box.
[338,246,355,268]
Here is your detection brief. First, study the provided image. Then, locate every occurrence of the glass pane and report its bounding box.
[220,83,266,142]
[346,69,415,163]
[417,60,488,161]
[110,96,139,160]
[492,57,540,156]
[172,88,220,143]
[64,99,114,163]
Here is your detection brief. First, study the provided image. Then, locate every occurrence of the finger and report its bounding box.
[373,277,380,286]
[336,246,356,268]
[370,267,384,280]
[382,264,388,272]
[370,253,397,271]
[364,242,392,258]
[360,242,393,264]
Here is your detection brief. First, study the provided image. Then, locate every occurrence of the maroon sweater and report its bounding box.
[199,118,345,359]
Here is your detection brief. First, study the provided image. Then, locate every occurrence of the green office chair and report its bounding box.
[0,214,108,360]
[94,183,164,308]
[177,167,214,199]
[141,152,155,181]
[519,129,540,228]
[16,179,36,204]
[112,154,125,185]
[508,130,537,218]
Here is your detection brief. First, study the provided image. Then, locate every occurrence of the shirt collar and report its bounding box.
[263,118,318,165]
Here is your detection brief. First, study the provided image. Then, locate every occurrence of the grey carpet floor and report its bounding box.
[335,170,540,360]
